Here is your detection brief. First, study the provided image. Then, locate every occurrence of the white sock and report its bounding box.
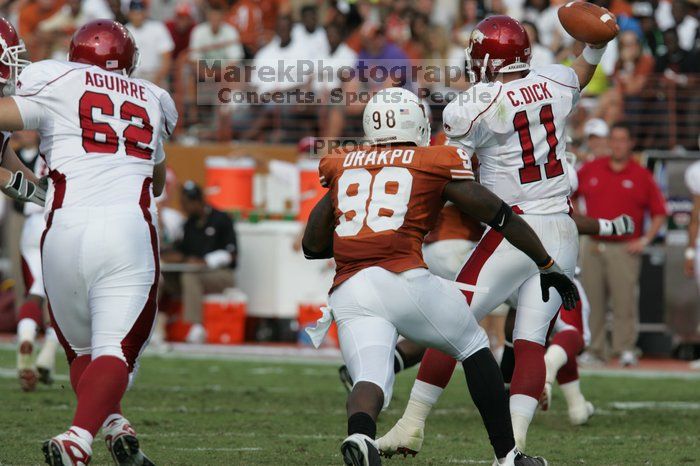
[544,344,568,385]
[17,318,38,343]
[410,380,443,405]
[102,413,126,430]
[69,426,94,445]
[403,380,443,426]
[45,327,59,343]
[559,379,584,407]
[36,328,59,369]
[510,394,538,450]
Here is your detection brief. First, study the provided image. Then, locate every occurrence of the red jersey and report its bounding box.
[576,156,667,241]
[320,145,474,288]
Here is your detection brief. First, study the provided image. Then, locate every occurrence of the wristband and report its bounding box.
[537,256,554,270]
[685,248,696,261]
[582,45,607,65]
[598,219,613,236]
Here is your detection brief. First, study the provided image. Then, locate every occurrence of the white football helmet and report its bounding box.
[363,87,430,147]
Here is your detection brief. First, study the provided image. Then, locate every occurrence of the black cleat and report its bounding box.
[339,365,353,393]
[341,434,381,466]
[110,435,155,466]
[38,367,54,385]
[514,451,548,466]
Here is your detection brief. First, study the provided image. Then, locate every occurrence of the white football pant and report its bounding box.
[329,267,489,407]
[42,206,159,382]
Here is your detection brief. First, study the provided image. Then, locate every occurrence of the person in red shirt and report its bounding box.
[576,122,667,366]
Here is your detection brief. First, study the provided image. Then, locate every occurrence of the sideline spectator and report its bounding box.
[523,20,555,67]
[166,2,196,60]
[162,182,237,343]
[227,0,265,58]
[670,0,699,51]
[18,0,66,60]
[291,4,329,56]
[576,123,668,366]
[581,118,611,160]
[189,1,243,63]
[126,0,174,87]
[633,1,665,57]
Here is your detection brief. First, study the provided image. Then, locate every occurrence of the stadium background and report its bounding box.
[1,0,700,464]
[0,0,699,358]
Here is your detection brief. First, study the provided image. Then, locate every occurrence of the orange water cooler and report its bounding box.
[205,157,256,212]
[203,291,248,344]
[297,159,327,221]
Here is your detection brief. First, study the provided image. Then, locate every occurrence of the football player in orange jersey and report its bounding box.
[303,87,579,466]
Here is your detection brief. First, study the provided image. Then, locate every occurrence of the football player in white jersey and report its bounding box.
[0,19,177,466]
[15,140,62,392]
[0,18,57,391]
[379,14,619,454]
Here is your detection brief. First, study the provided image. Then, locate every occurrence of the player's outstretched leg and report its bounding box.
[547,330,594,425]
[44,356,129,466]
[36,326,59,385]
[16,296,43,391]
[377,348,456,456]
[103,410,155,466]
[339,340,426,393]
[341,382,383,466]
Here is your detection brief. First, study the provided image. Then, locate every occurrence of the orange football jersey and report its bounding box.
[319,144,474,288]
[424,204,485,244]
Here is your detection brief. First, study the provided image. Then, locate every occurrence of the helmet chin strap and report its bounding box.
[480,53,490,83]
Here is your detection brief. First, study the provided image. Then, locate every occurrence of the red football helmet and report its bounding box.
[0,17,29,95]
[466,15,531,83]
[69,20,139,75]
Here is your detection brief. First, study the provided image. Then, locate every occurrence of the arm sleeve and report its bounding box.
[213,213,238,267]
[537,64,581,105]
[153,90,178,164]
[438,146,475,181]
[442,97,486,156]
[318,155,335,188]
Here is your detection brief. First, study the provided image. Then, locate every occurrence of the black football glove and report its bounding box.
[539,259,580,311]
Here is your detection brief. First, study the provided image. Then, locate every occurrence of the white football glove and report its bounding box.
[598,215,634,236]
[4,171,47,207]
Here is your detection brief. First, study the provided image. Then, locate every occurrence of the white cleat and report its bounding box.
[376,417,423,458]
[538,382,552,412]
[103,417,155,465]
[341,434,381,466]
[568,399,595,426]
[42,430,92,466]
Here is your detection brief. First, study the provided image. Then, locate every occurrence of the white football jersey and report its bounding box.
[12,60,177,212]
[443,64,580,214]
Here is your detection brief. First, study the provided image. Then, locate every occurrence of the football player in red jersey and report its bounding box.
[0,19,177,465]
[379,14,619,455]
[304,87,580,466]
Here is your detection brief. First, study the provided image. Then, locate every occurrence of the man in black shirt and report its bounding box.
[163,182,237,342]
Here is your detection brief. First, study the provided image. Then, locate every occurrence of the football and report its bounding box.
[558,1,618,45]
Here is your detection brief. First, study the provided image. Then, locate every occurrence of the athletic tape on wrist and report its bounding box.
[598,219,614,236]
[582,45,607,65]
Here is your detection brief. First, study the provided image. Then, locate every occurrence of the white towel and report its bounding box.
[304,306,333,349]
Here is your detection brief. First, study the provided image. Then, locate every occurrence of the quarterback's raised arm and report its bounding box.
[0,97,26,131]
[443,180,580,309]
[302,192,335,260]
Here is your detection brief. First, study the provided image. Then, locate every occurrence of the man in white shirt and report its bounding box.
[291,5,329,57]
[126,0,174,87]
[189,2,243,64]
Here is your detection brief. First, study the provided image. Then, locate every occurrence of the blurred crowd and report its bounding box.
[1,0,698,149]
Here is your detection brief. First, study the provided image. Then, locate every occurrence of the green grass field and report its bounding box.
[1,347,699,465]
